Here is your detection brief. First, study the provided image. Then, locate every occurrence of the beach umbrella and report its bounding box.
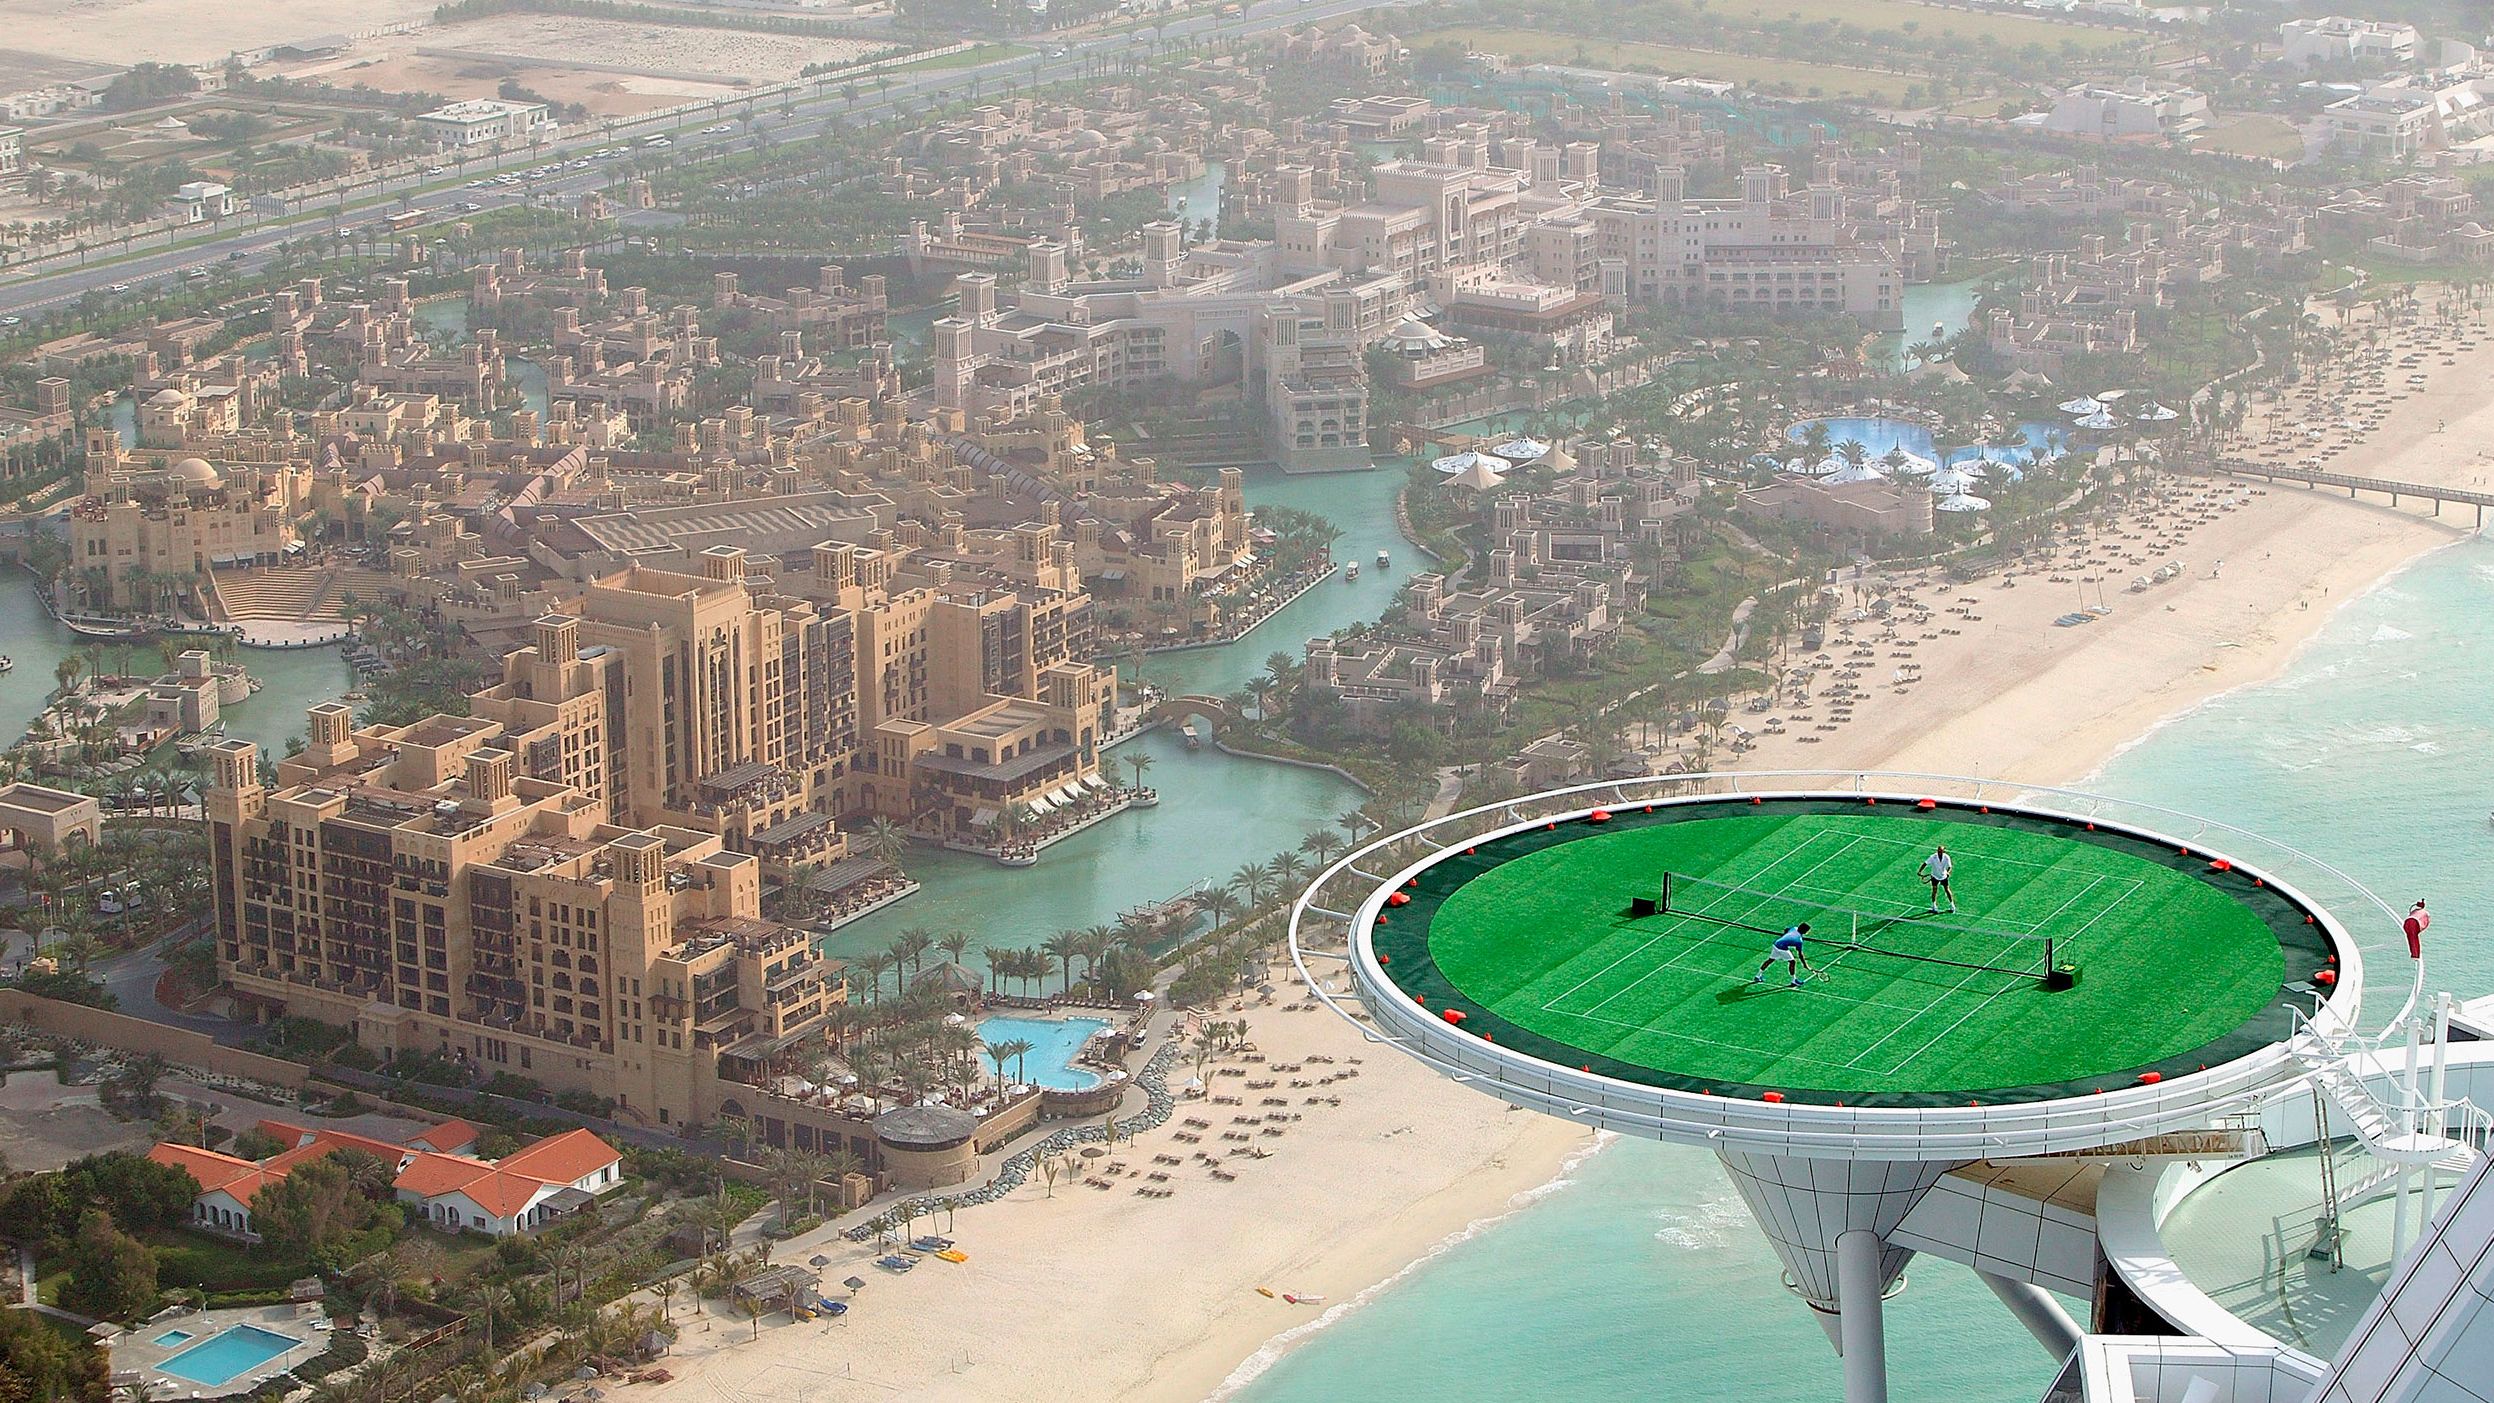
[574,1367,600,1381]
[2057,396,2103,415]
[844,1276,866,1293]
[810,1255,832,1269]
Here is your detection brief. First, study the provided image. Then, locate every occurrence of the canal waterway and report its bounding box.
[0,578,354,756]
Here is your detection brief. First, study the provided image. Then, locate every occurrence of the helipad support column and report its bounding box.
[1715,1148,1950,1396]
[1837,1229,1890,1403]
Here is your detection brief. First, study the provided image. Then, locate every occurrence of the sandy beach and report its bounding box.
[632,300,2493,1403]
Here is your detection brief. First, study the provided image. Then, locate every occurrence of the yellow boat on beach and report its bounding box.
[936,1249,969,1263]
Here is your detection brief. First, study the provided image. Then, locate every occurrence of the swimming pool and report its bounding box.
[151,1329,195,1348]
[158,1325,302,1386]
[977,1015,1111,1090]
[1785,416,2070,479]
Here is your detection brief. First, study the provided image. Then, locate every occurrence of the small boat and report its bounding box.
[1344,563,1359,581]
[0,656,12,673]
[1284,1294,1326,1305]
[1180,721,1202,751]
[911,1236,955,1252]
[1376,549,1389,568]
[935,1249,968,1263]
[876,1255,916,1272]
[1256,1287,1277,1299]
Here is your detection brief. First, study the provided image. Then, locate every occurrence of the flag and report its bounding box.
[2404,906,2430,959]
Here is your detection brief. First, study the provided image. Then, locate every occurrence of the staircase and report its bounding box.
[2289,1021,2487,1171]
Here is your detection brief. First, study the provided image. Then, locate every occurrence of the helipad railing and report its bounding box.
[1286,771,2389,1159]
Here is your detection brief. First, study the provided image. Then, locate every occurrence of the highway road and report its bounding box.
[0,0,1414,323]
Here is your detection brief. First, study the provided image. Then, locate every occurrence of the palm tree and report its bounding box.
[894,928,934,978]
[983,1038,1014,1089]
[1197,887,1242,931]
[1122,748,1154,791]
[1229,861,1272,908]
[1299,829,1345,866]
[855,951,893,1003]
[1269,850,1308,887]
[859,815,909,875]
[936,930,971,965]
[1041,930,1081,990]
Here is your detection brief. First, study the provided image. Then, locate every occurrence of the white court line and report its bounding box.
[1575,833,1872,1020]
[1875,870,2156,1078]
[1539,828,1857,1012]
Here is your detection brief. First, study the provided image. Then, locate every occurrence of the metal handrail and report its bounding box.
[1296,772,2384,1156]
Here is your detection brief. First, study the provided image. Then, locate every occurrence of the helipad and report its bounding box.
[1371,797,2337,1106]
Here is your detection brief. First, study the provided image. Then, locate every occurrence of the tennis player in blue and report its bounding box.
[1750,923,1815,989]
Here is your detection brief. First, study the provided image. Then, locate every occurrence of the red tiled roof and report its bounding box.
[407,1119,479,1153]
[495,1128,619,1186]
[148,1143,285,1206]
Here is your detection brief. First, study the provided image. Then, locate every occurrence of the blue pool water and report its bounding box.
[1229,538,2494,1403]
[1786,415,2073,478]
[978,1016,1110,1090]
[158,1325,302,1386]
[150,1329,193,1348]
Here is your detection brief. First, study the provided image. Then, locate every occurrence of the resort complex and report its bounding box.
[0,3,2489,1403]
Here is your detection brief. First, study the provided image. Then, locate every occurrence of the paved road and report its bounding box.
[0,0,1415,322]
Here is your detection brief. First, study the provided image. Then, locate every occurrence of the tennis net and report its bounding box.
[1656,870,2065,982]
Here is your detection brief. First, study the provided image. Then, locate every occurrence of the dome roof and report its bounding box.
[876,1103,978,1149]
[167,457,222,487]
[148,388,186,407]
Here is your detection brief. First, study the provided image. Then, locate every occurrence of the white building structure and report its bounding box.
[414,98,553,149]
[165,181,236,224]
[2323,78,2494,159]
[2041,79,2213,140]
[2279,17,2420,70]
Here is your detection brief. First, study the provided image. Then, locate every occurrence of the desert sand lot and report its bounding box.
[412,13,895,83]
[0,0,440,67]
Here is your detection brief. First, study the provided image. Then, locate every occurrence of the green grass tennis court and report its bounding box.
[1374,801,2337,1105]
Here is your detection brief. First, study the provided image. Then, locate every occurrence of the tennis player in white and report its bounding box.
[1921,845,1956,913]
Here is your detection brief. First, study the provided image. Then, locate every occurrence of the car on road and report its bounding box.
[0,316,19,327]
[107,282,129,293]
[456,201,484,212]
[700,123,732,134]
[1050,47,1069,57]
[229,249,249,260]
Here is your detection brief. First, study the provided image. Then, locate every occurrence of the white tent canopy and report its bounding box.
[1935,493,1993,512]
[2073,411,2121,430]
[1432,450,1510,476]
[1493,436,1551,463]
[2135,402,2180,422]
[2058,397,2104,415]
[1449,457,1508,490]
[1825,461,1889,485]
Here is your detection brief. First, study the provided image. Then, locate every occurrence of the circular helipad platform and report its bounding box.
[1334,790,2359,1159]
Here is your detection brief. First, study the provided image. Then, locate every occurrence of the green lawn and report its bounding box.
[1385,805,2315,1101]
[1428,26,1926,105]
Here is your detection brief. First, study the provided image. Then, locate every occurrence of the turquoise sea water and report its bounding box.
[1228,537,2494,1403]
